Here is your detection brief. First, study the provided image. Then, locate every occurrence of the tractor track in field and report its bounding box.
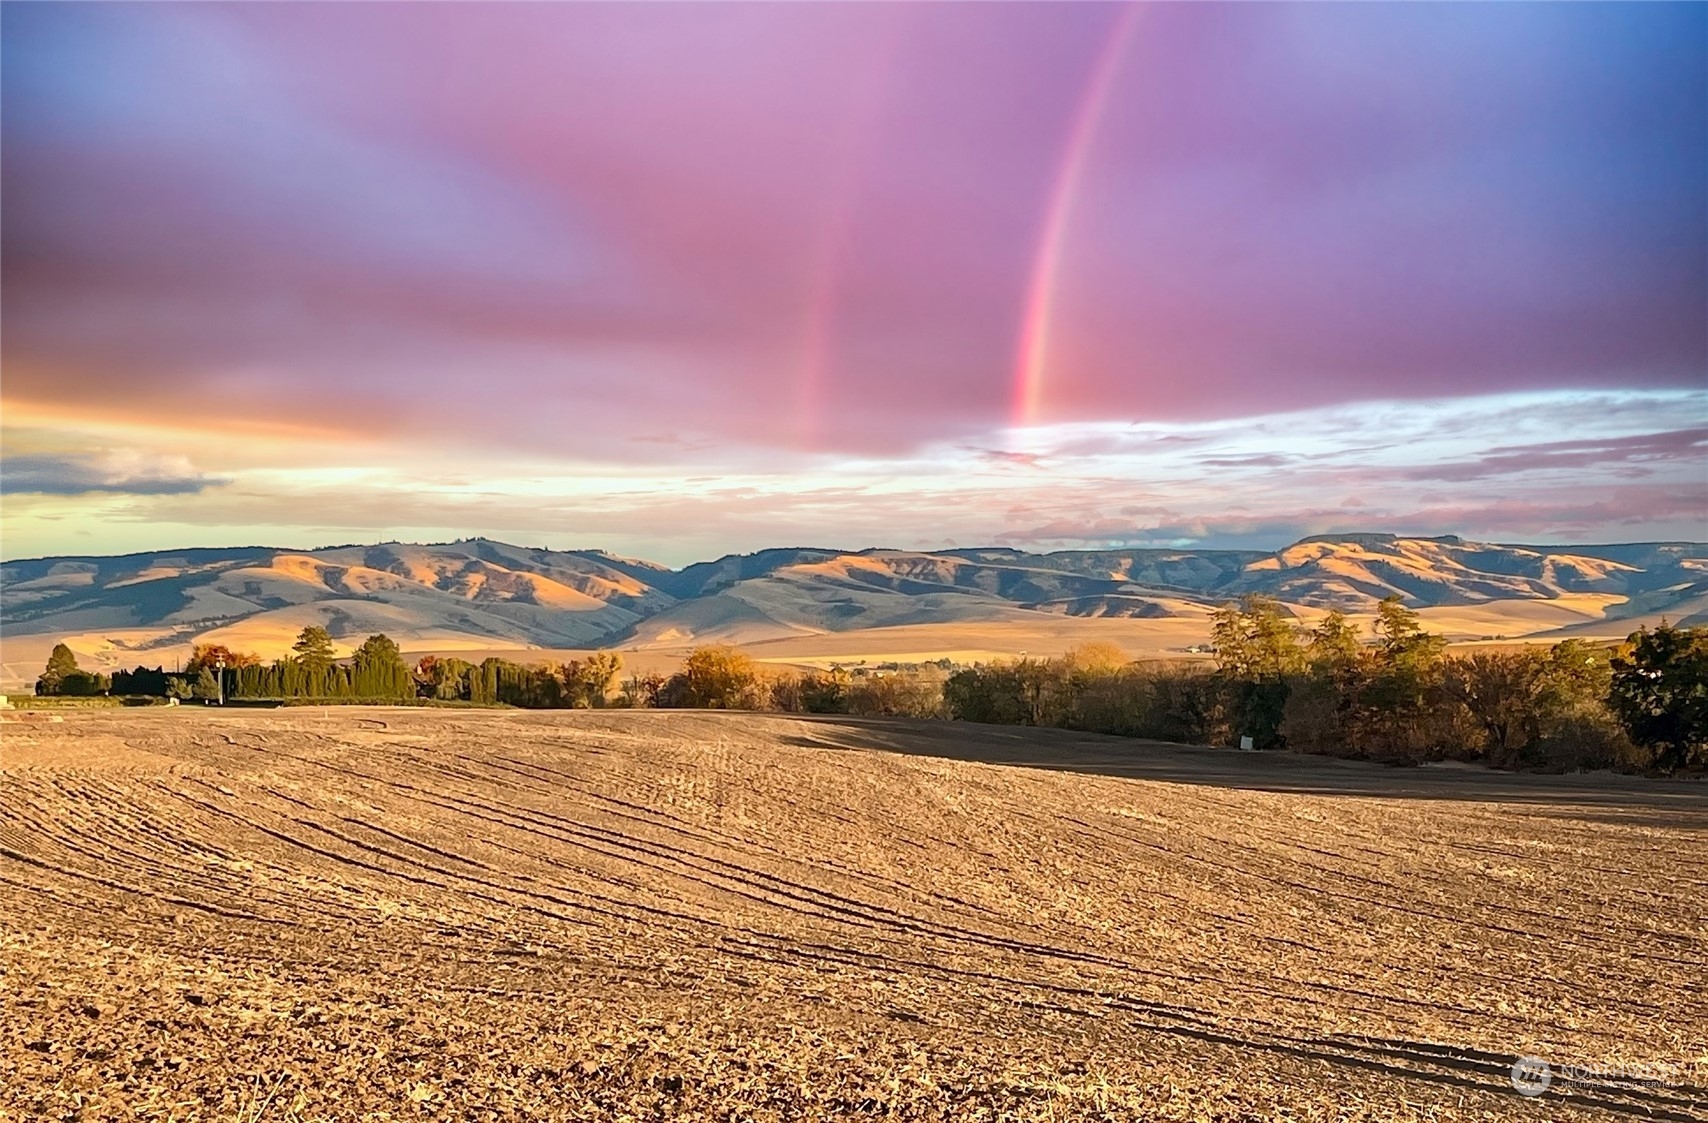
[2,707,1703,1121]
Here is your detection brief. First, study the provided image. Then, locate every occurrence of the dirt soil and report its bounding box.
[1,708,1703,1121]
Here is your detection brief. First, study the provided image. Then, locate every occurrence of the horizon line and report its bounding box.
[4,531,1705,571]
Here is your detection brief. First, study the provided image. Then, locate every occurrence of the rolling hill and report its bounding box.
[1,534,1704,686]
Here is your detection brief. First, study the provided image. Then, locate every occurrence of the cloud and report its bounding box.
[0,451,225,496]
[3,387,1701,563]
[1,3,1702,461]
[1399,428,1708,483]
[1199,454,1296,469]
[993,489,1708,552]
[965,447,1047,468]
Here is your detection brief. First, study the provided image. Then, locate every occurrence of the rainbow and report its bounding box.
[793,22,905,449]
[1012,5,1142,430]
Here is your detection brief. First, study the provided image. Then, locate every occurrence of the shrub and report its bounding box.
[945,658,1223,743]
[943,665,1031,725]
[673,646,766,709]
[617,672,667,708]
[1610,623,1708,772]
[62,671,112,696]
[845,672,944,719]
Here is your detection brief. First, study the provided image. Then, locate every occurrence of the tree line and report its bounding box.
[31,605,1706,771]
[940,598,1705,773]
[38,627,948,717]
[47,627,626,707]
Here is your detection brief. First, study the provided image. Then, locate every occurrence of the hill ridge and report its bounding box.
[3,535,1704,680]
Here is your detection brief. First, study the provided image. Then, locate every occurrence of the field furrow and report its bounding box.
[2,708,1702,1121]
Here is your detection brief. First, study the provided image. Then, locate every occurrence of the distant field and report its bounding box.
[2,709,1703,1120]
[390,615,1229,678]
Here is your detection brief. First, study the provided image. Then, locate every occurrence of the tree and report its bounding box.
[185,644,260,675]
[562,653,623,708]
[292,626,337,673]
[846,671,944,719]
[112,665,170,697]
[586,653,622,704]
[1353,597,1450,758]
[678,646,763,709]
[470,658,502,705]
[1211,596,1306,679]
[36,643,81,695]
[1443,650,1565,766]
[193,668,222,702]
[57,671,111,697]
[800,669,851,714]
[1306,610,1362,672]
[1064,643,1129,675]
[415,655,474,701]
[351,634,411,698]
[943,664,1030,725]
[413,655,444,698]
[1211,596,1305,748]
[1281,612,1364,753]
[1372,596,1445,667]
[1610,623,1708,771]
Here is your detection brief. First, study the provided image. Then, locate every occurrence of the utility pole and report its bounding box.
[215,657,226,706]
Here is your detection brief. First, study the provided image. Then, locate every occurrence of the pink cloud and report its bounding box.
[6,4,1703,459]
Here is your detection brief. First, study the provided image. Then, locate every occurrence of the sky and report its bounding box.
[3,2,1705,565]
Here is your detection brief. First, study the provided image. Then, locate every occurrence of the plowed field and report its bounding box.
[1,709,1703,1121]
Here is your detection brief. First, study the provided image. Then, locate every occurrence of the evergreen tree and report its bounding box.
[36,643,81,695]
[279,658,304,698]
[193,668,222,702]
[292,626,337,674]
[353,634,411,698]
[469,659,502,704]
[112,665,170,696]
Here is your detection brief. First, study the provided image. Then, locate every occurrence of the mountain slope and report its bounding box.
[2,535,1704,682]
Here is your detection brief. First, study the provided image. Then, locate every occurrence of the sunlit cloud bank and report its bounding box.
[3,392,1700,564]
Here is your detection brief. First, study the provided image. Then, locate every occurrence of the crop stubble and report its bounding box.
[1,709,1703,1120]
